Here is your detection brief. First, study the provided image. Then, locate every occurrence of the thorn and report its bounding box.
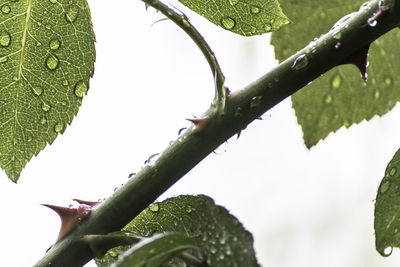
[42,203,92,242]
[150,18,169,27]
[236,126,247,139]
[72,199,101,208]
[145,3,149,10]
[345,44,370,84]
[186,118,209,131]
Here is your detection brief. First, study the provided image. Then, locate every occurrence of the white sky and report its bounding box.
[1,0,400,266]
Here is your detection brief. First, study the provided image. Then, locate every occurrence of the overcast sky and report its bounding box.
[1,1,400,266]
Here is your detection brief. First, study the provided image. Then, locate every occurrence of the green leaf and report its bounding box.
[375,148,400,257]
[0,0,95,181]
[113,233,199,267]
[271,0,400,148]
[177,0,289,36]
[97,195,259,267]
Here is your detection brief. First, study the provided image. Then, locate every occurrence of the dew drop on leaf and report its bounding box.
[229,0,239,6]
[149,203,160,213]
[45,55,59,70]
[250,6,261,14]
[74,80,88,97]
[368,18,377,27]
[383,246,393,256]
[380,180,391,194]
[0,30,11,47]
[32,87,43,96]
[1,4,11,14]
[331,74,342,89]
[221,16,236,30]
[54,122,64,133]
[41,102,51,112]
[325,94,333,104]
[49,39,61,50]
[0,55,8,63]
[65,5,79,23]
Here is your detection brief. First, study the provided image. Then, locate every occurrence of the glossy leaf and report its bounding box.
[0,0,95,181]
[97,195,259,267]
[113,233,199,267]
[177,0,289,36]
[271,0,400,148]
[375,148,400,257]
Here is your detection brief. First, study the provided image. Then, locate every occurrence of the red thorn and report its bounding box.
[42,203,92,242]
[72,199,101,208]
[345,44,370,84]
[186,118,209,131]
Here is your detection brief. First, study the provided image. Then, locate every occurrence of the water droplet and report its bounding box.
[33,87,43,96]
[144,153,160,165]
[74,80,88,97]
[325,94,333,104]
[0,31,11,47]
[331,74,342,89]
[45,55,59,70]
[291,54,308,70]
[390,167,397,176]
[221,17,235,30]
[380,180,391,193]
[229,0,239,5]
[385,76,392,86]
[368,18,377,27]
[383,246,393,256]
[186,206,192,213]
[210,246,217,254]
[250,5,261,14]
[54,122,64,133]
[250,96,262,108]
[128,173,136,179]
[41,102,51,112]
[49,39,61,50]
[40,117,47,125]
[149,203,160,213]
[264,24,271,31]
[333,31,342,40]
[1,4,11,14]
[374,90,380,99]
[0,55,8,63]
[66,5,79,23]
[334,42,341,49]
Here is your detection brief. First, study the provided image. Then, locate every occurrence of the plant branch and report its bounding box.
[143,0,226,114]
[35,0,400,266]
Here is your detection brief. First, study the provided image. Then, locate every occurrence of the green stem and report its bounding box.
[143,0,226,114]
[35,0,400,266]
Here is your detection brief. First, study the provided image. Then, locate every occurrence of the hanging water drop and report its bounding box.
[221,17,236,30]
[0,31,11,47]
[368,18,377,27]
[1,4,11,14]
[74,80,88,97]
[54,122,64,133]
[291,54,309,70]
[145,153,160,165]
[66,5,79,23]
[33,87,43,96]
[46,55,59,70]
[49,39,61,50]
[383,246,393,256]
